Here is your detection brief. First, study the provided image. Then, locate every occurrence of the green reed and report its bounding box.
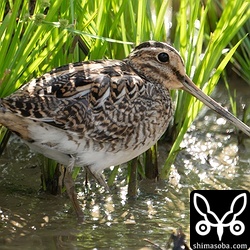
[160,0,250,178]
[230,20,250,84]
[0,0,249,193]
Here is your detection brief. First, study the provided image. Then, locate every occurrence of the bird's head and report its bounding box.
[127,41,250,137]
[127,41,185,90]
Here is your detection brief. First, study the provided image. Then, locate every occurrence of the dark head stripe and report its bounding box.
[132,41,184,67]
[134,41,172,51]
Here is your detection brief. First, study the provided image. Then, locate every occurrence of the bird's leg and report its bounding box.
[63,157,84,221]
[85,166,110,191]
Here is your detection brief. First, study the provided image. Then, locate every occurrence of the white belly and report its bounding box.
[27,117,169,174]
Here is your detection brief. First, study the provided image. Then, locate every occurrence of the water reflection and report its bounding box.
[0,81,249,249]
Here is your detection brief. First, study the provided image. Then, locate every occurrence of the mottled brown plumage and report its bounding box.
[1,41,250,218]
[0,42,180,183]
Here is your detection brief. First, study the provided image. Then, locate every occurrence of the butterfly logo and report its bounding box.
[193,193,247,241]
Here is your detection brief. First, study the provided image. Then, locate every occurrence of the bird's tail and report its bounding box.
[0,106,32,141]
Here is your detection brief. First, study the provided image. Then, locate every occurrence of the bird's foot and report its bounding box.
[63,166,84,222]
[85,166,110,192]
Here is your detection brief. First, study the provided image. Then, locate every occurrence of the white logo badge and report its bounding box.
[193,193,247,241]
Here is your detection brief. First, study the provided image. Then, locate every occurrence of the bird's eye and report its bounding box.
[157,52,169,63]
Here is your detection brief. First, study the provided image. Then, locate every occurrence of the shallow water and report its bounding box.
[0,80,249,249]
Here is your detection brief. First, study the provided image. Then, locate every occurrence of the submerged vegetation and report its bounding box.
[0,0,249,193]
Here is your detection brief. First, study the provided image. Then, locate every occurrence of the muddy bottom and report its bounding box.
[0,80,249,249]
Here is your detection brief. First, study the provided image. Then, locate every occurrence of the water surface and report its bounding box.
[0,80,249,249]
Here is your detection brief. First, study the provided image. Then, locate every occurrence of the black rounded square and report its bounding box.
[190,190,249,250]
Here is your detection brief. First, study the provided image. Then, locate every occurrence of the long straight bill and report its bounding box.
[183,75,250,137]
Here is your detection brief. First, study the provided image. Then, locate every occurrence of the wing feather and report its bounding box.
[1,59,145,134]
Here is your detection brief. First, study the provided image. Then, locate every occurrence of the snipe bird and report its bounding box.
[1,41,250,219]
